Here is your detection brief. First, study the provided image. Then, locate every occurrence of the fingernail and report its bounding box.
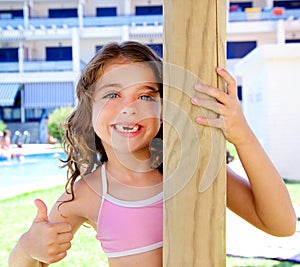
[216,67,223,72]
[196,117,203,123]
[191,97,197,104]
[195,83,202,89]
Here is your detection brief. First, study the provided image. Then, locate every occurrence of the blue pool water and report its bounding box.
[0,152,67,188]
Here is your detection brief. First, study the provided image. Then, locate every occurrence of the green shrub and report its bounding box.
[0,120,7,132]
[47,107,73,142]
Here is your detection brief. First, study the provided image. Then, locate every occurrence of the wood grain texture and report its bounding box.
[163,1,227,266]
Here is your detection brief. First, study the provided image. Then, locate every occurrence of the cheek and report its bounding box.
[92,104,102,133]
[138,101,161,120]
[92,100,110,136]
[144,117,161,139]
[153,118,162,136]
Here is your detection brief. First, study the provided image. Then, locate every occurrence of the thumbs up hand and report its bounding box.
[23,199,73,264]
[34,199,50,223]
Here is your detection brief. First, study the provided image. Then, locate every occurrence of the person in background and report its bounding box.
[0,129,12,160]
[0,129,11,150]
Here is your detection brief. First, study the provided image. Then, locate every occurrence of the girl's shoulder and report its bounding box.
[78,166,103,199]
[60,166,103,201]
[74,165,103,207]
[50,166,103,228]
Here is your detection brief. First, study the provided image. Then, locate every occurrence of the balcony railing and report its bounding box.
[1,9,300,30]
[83,15,162,27]
[0,60,74,73]
[0,15,163,30]
[229,8,300,22]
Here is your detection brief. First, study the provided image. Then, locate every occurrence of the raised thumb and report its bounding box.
[33,199,49,223]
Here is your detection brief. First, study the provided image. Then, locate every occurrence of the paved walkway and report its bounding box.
[227,160,300,262]
[10,143,62,155]
[0,175,65,200]
[227,208,300,262]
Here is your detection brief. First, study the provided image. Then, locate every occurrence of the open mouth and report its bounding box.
[113,124,141,133]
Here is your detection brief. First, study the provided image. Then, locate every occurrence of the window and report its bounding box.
[274,1,300,9]
[237,85,243,101]
[96,7,117,17]
[229,2,253,11]
[96,46,103,52]
[25,108,44,122]
[0,9,23,19]
[2,107,21,122]
[46,47,72,61]
[48,8,77,18]
[227,41,256,59]
[286,39,300,43]
[147,44,163,58]
[0,48,18,62]
[136,6,163,15]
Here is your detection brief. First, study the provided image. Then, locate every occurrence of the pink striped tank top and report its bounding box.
[96,164,163,258]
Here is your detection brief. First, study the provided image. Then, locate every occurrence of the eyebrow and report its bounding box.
[140,85,160,93]
[98,83,160,92]
[98,83,122,91]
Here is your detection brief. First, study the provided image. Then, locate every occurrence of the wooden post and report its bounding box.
[163,0,227,266]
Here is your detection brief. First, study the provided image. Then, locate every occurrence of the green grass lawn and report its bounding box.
[1,182,299,267]
[1,186,108,267]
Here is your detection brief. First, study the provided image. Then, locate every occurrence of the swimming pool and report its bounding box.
[0,151,67,199]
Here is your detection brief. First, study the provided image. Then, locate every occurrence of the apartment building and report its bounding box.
[0,0,299,142]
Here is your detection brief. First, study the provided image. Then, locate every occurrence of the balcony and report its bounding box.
[1,9,300,31]
[0,60,74,73]
[83,15,162,27]
[230,8,300,22]
[0,14,162,30]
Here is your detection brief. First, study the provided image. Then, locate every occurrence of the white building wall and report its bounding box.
[79,38,121,63]
[31,2,78,17]
[0,2,23,10]
[236,44,300,181]
[28,40,71,60]
[0,41,19,48]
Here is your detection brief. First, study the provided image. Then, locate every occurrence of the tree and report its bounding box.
[47,107,73,142]
[0,120,7,133]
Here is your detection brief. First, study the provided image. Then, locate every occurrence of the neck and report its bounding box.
[104,151,162,188]
[105,147,155,174]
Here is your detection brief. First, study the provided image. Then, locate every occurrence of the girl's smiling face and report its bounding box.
[92,59,161,157]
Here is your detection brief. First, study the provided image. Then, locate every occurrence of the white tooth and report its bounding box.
[115,125,139,133]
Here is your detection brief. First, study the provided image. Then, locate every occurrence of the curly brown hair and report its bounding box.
[61,41,163,202]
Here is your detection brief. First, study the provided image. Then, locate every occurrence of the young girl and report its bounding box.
[8,41,296,267]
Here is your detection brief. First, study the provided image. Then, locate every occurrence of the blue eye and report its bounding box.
[140,95,154,101]
[104,93,119,99]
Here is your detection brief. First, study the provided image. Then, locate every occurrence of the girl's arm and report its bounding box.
[9,194,85,267]
[191,67,296,236]
[8,199,73,267]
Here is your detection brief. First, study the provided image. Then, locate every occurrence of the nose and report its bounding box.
[120,102,137,115]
